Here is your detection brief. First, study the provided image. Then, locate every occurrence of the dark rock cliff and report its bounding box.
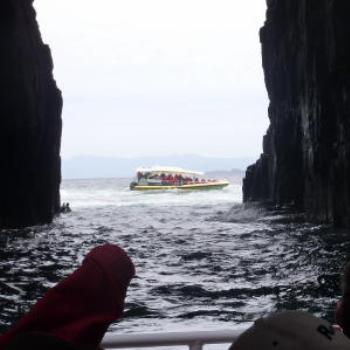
[243,0,350,226]
[0,0,62,228]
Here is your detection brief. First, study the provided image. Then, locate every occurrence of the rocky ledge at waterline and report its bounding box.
[0,0,62,228]
[243,0,350,227]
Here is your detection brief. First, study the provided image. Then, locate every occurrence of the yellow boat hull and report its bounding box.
[131,181,229,191]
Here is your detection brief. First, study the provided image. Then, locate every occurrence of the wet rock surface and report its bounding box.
[0,0,62,228]
[243,0,350,227]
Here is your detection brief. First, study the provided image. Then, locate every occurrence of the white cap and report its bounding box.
[230,311,350,350]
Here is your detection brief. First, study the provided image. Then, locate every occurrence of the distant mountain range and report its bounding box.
[61,154,255,179]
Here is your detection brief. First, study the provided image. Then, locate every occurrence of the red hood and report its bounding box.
[0,244,135,349]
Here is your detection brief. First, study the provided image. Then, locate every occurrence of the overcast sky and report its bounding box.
[34,0,269,159]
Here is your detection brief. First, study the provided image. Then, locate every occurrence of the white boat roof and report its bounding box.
[136,166,204,176]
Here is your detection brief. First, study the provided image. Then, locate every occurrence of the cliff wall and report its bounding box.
[0,0,62,228]
[243,0,350,226]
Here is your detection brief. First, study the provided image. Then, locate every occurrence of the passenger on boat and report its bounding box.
[160,173,165,184]
[230,311,350,349]
[0,244,135,350]
[184,176,192,184]
[336,261,350,337]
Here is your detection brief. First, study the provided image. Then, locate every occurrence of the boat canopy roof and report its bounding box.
[136,166,204,176]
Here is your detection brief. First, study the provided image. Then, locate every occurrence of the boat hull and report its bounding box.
[131,181,229,191]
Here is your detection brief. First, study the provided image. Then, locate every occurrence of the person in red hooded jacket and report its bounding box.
[0,244,135,350]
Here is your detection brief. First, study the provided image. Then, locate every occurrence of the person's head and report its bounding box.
[229,311,350,350]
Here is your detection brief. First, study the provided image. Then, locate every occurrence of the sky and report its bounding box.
[34,0,269,159]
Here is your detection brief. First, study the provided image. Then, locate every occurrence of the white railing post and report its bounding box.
[189,340,203,350]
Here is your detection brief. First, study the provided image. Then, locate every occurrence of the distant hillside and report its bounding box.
[62,154,255,179]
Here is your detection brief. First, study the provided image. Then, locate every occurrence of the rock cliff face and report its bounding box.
[0,0,62,228]
[243,0,350,226]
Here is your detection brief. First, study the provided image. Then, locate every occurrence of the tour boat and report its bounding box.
[129,166,229,191]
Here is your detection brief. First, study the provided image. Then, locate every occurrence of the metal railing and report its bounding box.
[101,329,244,350]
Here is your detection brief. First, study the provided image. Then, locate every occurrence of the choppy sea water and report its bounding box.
[0,177,350,336]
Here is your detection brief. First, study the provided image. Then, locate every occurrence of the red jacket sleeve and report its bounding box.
[0,244,135,349]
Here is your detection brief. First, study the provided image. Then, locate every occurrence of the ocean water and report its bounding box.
[0,177,350,337]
